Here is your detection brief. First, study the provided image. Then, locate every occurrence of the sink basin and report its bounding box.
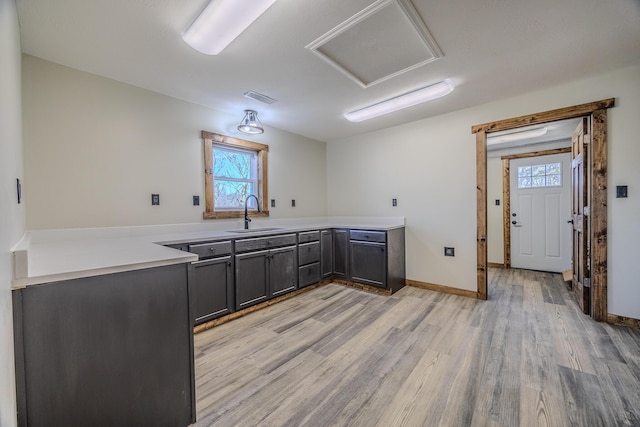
[225,227,285,234]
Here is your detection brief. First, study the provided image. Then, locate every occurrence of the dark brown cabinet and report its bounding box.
[333,229,349,279]
[188,240,234,325]
[348,228,405,293]
[235,234,298,310]
[235,250,270,309]
[298,231,321,288]
[189,256,234,324]
[321,229,333,279]
[12,264,195,427]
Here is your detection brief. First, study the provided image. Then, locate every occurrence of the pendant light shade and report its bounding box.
[237,110,264,134]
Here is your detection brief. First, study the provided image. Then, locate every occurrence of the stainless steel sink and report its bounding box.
[225,227,285,234]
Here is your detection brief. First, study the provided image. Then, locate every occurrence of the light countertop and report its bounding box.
[12,216,404,288]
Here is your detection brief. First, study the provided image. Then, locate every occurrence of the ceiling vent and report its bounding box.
[306,0,443,88]
[244,90,277,104]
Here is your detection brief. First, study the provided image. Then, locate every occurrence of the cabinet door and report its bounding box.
[321,230,333,278]
[189,256,234,325]
[333,229,349,278]
[235,250,269,310]
[350,240,386,288]
[270,245,298,297]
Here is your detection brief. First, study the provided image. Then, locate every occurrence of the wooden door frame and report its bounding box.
[472,98,614,322]
[500,147,572,269]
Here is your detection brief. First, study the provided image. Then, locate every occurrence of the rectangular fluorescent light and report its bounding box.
[344,80,454,122]
[182,0,277,55]
[487,127,548,145]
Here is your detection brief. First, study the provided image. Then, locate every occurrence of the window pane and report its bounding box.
[213,180,255,209]
[546,163,561,175]
[214,147,254,179]
[547,174,561,186]
[531,164,546,176]
[532,176,546,187]
[518,177,531,188]
[518,166,531,178]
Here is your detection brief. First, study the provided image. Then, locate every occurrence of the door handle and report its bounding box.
[567,219,574,224]
[511,221,522,227]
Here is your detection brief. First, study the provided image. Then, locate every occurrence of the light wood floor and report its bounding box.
[192,269,640,427]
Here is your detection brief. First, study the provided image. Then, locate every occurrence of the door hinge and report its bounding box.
[584,206,590,216]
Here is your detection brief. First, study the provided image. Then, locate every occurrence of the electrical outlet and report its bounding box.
[495,199,500,206]
[392,198,397,207]
[291,199,296,207]
[271,199,276,208]
[444,247,455,257]
[151,194,160,205]
[193,195,199,206]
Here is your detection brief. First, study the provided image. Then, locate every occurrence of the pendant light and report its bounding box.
[237,110,264,134]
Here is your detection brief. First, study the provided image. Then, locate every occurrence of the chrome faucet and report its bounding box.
[244,194,261,230]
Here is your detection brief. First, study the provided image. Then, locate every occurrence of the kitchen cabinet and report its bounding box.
[235,234,298,310]
[188,241,234,325]
[298,231,320,288]
[333,229,349,278]
[348,228,406,293]
[321,229,333,279]
[349,231,387,288]
[235,250,269,309]
[12,264,195,427]
[270,245,298,295]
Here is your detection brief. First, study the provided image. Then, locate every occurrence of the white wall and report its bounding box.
[22,56,328,229]
[487,156,504,264]
[0,0,23,425]
[327,64,640,319]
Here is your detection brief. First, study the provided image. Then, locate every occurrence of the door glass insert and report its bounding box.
[518,162,562,188]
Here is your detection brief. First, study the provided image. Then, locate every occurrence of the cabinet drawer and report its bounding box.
[349,230,386,243]
[298,231,320,243]
[299,262,320,288]
[299,241,320,265]
[235,234,297,252]
[189,241,232,259]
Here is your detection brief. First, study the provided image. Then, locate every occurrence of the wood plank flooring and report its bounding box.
[192,269,640,427]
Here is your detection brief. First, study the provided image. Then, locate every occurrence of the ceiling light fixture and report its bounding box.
[487,127,548,145]
[182,0,277,55]
[344,80,454,122]
[237,110,264,134]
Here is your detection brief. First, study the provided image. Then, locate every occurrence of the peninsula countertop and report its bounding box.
[12,216,405,288]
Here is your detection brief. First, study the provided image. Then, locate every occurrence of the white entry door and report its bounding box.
[510,153,572,272]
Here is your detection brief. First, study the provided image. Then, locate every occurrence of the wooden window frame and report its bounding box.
[202,131,269,220]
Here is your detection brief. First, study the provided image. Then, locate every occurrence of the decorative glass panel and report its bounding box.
[546,163,561,174]
[518,166,531,177]
[547,174,561,186]
[531,164,546,176]
[517,161,562,188]
[532,176,546,187]
[518,177,531,188]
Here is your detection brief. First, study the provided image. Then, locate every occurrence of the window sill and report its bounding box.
[203,210,270,220]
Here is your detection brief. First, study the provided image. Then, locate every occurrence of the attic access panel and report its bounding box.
[306,0,442,88]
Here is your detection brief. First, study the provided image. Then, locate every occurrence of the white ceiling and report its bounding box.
[15,0,640,142]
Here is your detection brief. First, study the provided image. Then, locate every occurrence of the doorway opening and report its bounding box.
[472,98,614,321]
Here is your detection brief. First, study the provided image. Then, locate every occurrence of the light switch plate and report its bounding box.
[151,194,160,205]
[444,247,455,257]
[616,185,628,198]
[193,195,199,206]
